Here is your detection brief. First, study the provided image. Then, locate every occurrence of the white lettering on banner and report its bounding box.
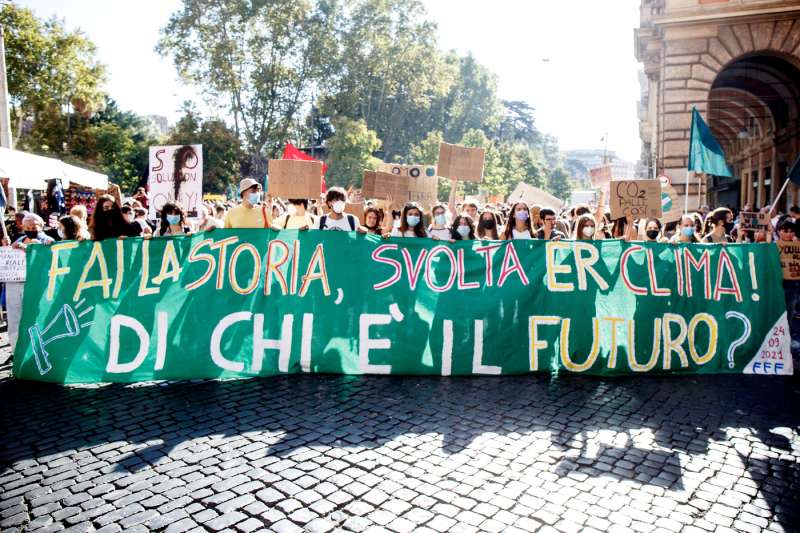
[359,314,393,374]
[441,320,453,376]
[210,312,251,372]
[471,319,501,374]
[252,314,293,373]
[107,315,150,373]
[301,314,314,372]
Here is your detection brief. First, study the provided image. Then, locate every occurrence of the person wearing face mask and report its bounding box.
[670,215,699,244]
[12,213,55,249]
[702,208,733,244]
[573,215,599,241]
[121,205,135,225]
[428,204,452,241]
[391,203,428,238]
[90,195,142,241]
[56,215,87,242]
[502,202,535,240]
[450,215,475,241]
[316,187,366,232]
[273,198,316,229]
[158,202,191,236]
[476,210,500,240]
[224,178,271,229]
[362,206,384,235]
[641,218,663,243]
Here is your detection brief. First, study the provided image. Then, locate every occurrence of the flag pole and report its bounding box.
[768,178,791,218]
[684,171,692,214]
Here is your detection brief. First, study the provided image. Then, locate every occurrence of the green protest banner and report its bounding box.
[12,231,793,383]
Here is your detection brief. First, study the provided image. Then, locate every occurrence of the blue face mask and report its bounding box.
[456,225,471,238]
[681,227,694,237]
[247,192,260,205]
[406,215,420,227]
[434,214,446,226]
[166,214,181,225]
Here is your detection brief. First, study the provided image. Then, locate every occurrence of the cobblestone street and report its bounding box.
[1,333,799,533]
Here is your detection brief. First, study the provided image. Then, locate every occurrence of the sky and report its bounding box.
[17,0,644,161]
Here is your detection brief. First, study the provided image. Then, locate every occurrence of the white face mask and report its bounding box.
[287,205,298,216]
[392,219,401,229]
[582,226,595,238]
[57,228,65,240]
[332,201,346,214]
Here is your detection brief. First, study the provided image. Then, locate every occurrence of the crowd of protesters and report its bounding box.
[3,177,800,350]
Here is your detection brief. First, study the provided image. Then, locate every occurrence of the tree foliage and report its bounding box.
[325,117,382,188]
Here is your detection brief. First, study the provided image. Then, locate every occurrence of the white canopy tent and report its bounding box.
[0,146,109,190]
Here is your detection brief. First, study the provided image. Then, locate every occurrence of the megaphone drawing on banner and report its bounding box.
[28,301,94,375]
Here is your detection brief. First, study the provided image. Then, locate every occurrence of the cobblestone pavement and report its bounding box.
[1,332,799,533]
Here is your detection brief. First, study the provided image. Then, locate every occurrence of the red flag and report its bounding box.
[282,143,328,193]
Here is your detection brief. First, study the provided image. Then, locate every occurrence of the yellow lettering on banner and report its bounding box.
[628,318,661,372]
[299,244,331,297]
[209,236,239,290]
[603,317,626,369]
[688,313,718,365]
[73,242,112,302]
[228,243,261,295]
[546,242,574,292]
[186,239,216,291]
[265,240,290,296]
[559,318,601,372]
[529,316,561,371]
[662,313,689,370]
[138,240,159,296]
[152,241,183,285]
[47,241,79,301]
[112,240,125,299]
[573,242,609,291]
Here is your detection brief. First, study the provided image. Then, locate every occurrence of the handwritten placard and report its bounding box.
[609,179,662,220]
[0,247,26,282]
[739,211,769,230]
[778,240,800,280]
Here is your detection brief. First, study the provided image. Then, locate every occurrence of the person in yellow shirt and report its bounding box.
[223,178,271,229]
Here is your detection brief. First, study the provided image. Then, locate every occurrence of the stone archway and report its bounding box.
[637,9,800,211]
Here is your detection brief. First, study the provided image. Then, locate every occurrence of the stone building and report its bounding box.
[636,0,800,211]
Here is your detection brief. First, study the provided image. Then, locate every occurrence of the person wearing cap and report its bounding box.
[224,178,271,229]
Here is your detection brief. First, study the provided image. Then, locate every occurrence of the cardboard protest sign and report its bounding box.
[778,241,800,280]
[589,165,613,189]
[363,171,408,200]
[609,179,662,220]
[345,203,365,220]
[407,173,438,206]
[739,211,769,230]
[377,163,437,179]
[437,143,485,182]
[268,160,323,199]
[148,145,203,217]
[0,247,26,282]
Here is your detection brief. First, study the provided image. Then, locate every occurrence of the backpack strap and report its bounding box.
[347,214,356,231]
[320,215,327,230]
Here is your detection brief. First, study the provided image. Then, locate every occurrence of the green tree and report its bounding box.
[325,117,382,188]
[320,0,452,159]
[158,0,339,174]
[547,167,572,201]
[1,3,106,148]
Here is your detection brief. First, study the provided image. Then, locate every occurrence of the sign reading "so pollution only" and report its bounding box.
[13,231,792,383]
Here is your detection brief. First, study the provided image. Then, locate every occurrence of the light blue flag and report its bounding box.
[688,107,733,177]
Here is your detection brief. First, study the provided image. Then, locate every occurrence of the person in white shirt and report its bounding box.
[390,202,428,238]
[502,202,535,240]
[428,204,452,241]
[316,187,366,233]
